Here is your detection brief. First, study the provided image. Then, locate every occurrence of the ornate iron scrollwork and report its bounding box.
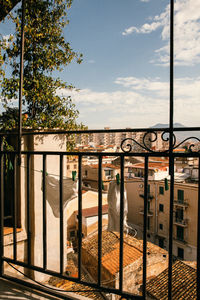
[120,130,200,153]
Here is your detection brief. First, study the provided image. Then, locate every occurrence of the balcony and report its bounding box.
[174,218,188,227]
[173,199,189,208]
[139,193,154,200]
[139,208,154,216]
[0,127,199,299]
[174,236,187,244]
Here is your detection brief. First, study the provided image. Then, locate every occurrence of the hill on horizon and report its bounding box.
[151,123,200,143]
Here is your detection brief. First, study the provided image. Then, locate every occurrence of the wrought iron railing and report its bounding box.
[0,127,199,299]
[0,0,200,299]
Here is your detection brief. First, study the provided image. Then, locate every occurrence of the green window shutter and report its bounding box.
[178,190,184,202]
[159,186,164,195]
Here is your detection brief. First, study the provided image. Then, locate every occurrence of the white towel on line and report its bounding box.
[107,181,128,232]
[44,175,78,218]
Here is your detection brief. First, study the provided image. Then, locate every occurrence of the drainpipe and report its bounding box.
[18,0,25,165]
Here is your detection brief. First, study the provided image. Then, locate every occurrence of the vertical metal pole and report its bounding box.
[168,0,174,299]
[13,154,17,261]
[119,155,124,292]
[42,154,47,270]
[18,0,26,165]
[98,155,102,287]
[59,154,64,274]
[197,158,200,299]
[78,155,82,280]
[0,140,4,276]
[143,156,148,299]
[27,153,31,266]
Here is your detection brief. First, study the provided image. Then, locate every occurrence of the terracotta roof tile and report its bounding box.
[82,231,149,275]
[50,253,104,300]
[146,260,196,299]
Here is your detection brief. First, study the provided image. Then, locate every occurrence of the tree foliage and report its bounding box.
[0,0,85,131]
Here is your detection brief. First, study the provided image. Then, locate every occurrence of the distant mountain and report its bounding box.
[151,123,200,143]
[151,123,185,128]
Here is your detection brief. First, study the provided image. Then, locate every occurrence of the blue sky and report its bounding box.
[1,0,200,129]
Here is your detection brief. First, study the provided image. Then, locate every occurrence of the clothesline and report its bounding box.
[20,165,150,184]
[20,165,69,179]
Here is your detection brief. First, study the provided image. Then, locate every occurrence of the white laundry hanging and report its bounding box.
[44,175,78,218]
[107,181,128,232]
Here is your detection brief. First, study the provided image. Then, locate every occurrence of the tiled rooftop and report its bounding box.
[49,253,104,300]
[82,231,167,276]
[146,260,197,299]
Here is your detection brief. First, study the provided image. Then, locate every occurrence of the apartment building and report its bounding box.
[126,178,198,261]
[75,128,167,151]
[82,163,120,191]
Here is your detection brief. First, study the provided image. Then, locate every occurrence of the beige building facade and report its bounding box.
[126,178,198,261]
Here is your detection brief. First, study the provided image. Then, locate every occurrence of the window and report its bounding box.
[177,226,184,241]
[159,186,164,195]
[178,190,184,203]
[105,170,112,176]
[176,208,184,221]
[148,184,150,193]
[74,164,77,169]
[159,238,164,249]
[159,204,164,212]
[159,223,163,230]
[177,247,184,260]
[84,170,88,176]
[67,165,70,170]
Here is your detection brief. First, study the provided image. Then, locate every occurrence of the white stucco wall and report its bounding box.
[21,133,68,281]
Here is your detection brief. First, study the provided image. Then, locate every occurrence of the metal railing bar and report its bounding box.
[59,154,64,274]
[1,126,200,136]
[2,274,80,300]
[0,150,4,276]
[197,157,200,299]
[2,257,141,298]
[168,157,174,300]
[142,157,148,299]
[42,154,47,270]
[2,273,141,300]
[78,155,82,281]
[0,150,199,158]
[168,0,174,297]
[119,155,124,292]
[98,156,102,287]
[27,153,31,266]
[13,154,17,261]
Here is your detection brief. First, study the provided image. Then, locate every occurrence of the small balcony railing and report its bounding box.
[139,192,154,200]
[139,207,154,217]
[174,236,187,244]
[173,199,189,207]
[174,218,188,227]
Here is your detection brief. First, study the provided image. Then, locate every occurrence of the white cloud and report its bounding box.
[122,0,200,66]
[88,59,95,64]
[1,34,14,46]
[57,76,200,128]
[140,0,150,2]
